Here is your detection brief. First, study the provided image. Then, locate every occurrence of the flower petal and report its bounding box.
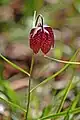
[41,31,52,54]
[30,28,41,54]
[44,26,54,47]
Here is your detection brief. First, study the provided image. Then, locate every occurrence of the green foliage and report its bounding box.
[74,0,80,13]
[0,0,10,5]
[23,0,43,16]
[0,62,20,111]
[40,105,52,118]
[38,107,80,120]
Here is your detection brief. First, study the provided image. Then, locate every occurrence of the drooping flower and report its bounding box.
[29,15,54,54]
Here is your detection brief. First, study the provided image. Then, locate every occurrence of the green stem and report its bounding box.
[0,54,30,76]
[25,10,36,120]
[33,11,37,27]
[25,54,34,120]
[35,14,44,30]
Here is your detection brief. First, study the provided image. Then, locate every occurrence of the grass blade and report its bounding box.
[0,54,30,76]
[64,92,80,120]
[57,72,74,113]
[39,107,80,120]
[0,96,26,112]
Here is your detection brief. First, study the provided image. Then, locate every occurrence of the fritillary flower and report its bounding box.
[29,15,54,54]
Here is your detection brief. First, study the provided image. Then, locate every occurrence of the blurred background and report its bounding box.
[0,0,80,119]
